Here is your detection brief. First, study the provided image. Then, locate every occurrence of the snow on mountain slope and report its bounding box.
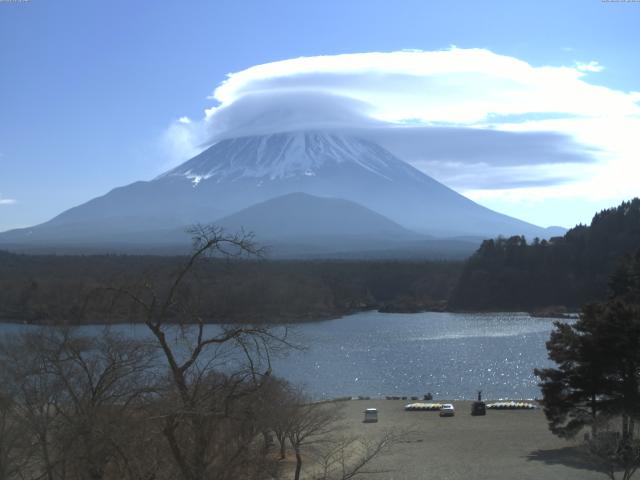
[157,131,423,185]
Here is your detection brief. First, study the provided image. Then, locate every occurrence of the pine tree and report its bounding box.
[536,249,640,479]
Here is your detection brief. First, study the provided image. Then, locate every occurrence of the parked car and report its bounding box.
[364,408,378,422]
[439,404,455,417]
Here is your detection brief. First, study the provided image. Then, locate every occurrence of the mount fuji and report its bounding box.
[0,130,560,256]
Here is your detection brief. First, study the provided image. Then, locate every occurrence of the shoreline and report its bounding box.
[321,395,541,403]
[0,307,577,326]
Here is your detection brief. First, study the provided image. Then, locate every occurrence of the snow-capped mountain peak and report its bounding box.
[158,131,410,185]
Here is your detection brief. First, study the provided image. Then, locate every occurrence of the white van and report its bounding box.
[364,408,378,423]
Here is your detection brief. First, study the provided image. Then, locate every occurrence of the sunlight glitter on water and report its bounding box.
[272,311,567,400]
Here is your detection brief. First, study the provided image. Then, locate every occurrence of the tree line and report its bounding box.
[450,198,640,312]
[0,249,461,325]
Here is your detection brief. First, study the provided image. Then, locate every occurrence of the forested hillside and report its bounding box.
[0,252,461,324]
[449,198,640,311]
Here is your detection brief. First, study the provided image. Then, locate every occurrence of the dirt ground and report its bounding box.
[324,399,607,480]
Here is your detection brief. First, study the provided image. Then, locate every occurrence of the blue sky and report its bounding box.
[1,0,639,231]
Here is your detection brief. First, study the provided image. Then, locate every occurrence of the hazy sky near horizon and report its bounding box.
[1,0,639,232]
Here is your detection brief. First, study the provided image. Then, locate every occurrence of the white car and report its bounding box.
[439,404,455,417]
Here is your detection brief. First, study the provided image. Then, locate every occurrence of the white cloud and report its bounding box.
[575,61,604,73]
[207,49,637,125]
[178,116,192,124]
[164,47,640,210]
[476,115,640,204]
[0,195,16,206]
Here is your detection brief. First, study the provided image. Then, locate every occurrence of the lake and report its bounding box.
[0,311,564,400]
[272,311,562,400]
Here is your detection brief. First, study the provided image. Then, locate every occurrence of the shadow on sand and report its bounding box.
[526,446,608,475]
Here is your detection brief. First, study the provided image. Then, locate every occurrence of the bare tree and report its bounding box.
[286,397,344,480]
[107,225,293,480]
[312,431,403,480]
[0,328,158,480]
[48,330,157,480]
[587,418,640,480]
[0,387,30,480]
[0,331,67,480]
[254,377,298,461]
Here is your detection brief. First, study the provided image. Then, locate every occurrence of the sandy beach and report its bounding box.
[326,399,606,480]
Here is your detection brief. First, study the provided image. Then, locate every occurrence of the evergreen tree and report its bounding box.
[536,249,640,479]
[534,303,614,438]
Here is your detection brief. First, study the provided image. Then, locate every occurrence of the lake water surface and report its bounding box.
[272,311,562,400]
[0,311,565,400]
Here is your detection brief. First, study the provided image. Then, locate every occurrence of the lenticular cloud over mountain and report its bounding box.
[209,48,637,124]
[166,48,639,201]
[201,91,383,141]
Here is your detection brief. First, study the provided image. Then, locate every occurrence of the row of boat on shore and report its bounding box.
[404,401,536,411]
